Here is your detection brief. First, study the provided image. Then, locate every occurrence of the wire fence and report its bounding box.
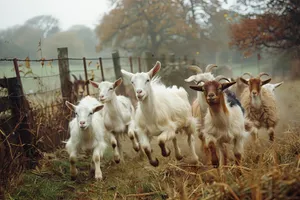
[0,49,290,109]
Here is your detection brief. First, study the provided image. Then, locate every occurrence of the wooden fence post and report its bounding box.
[112,50,126,95]
[129,56,133,73]
[144,51,154,71]
[82,57,90,95]
[138,57,141,72]
[57,47,72,103]
[99,57,105,81]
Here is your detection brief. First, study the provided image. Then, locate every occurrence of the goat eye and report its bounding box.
[89,112,93,115]
[75,112,78,115]
[146,79,150,83]
[109,88,113,91]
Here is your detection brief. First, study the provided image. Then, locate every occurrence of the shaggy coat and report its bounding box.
[240,87,279,133]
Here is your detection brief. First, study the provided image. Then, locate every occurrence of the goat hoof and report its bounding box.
[115,159,120,164]
[212,162,219,168]
[71,175,77,181]
[95,173,103,181]
[175,154,184,161]
[112,143,117,148]
[89,168,95,175]
[160,145,171,157]
[133,146,140,152]
[150,158,159,167]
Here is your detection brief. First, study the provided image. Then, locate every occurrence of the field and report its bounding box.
[3,77,300,200]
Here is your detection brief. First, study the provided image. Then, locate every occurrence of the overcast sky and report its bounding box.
[0,0,237,31]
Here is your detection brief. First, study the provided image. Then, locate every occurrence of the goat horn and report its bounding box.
[242,72,253,78]
[257,72,270,79]
[196,80,206,85]
[215,75,230,82]
[72,74,78,81]
[188,65,203,74]
[79,74,83,80]
[205,64,217,72]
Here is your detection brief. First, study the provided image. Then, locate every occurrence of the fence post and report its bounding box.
[129,56,133,73]
[82,57,90,95]
[138,57,141,72]
[112,50,126,95]
[144,51,153,71]
[6,77,33,163]
[13,58,25,97]
[57,47,72,103]
[99,57,105,81]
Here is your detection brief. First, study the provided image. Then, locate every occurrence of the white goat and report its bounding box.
[121,61,199,167]
[65,96,107,180]
[89,78,139,163]
[184,64,217,163]
[189,76,248,167]
[263,81,283,95]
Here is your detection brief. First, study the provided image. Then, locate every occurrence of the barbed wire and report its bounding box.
[21,74,60,79]
[0,56,147,62]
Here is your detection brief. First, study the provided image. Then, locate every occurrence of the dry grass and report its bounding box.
[3,79,300,200]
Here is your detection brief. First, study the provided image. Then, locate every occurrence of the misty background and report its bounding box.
[0,0,297,85]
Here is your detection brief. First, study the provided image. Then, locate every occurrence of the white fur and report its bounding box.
[262,81,283,95]
[89,79,140,163]
[121,61,199,166]
[65,96,107,180]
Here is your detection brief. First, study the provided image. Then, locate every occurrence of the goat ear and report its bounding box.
[184,75,196,83]
[65,101,76,111]
[121,69,134,80]
[274,81,283,88]
[89,80,99,88]
[189,85,204,92]
[261,78,271,86]
[113,78,123,88]
[148,61,161,79]
[93,105,104,113]
[240,77,249,85]
[222,81,236,91]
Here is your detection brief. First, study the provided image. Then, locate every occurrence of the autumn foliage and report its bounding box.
[230,0,300,53]
[95,0,200,54]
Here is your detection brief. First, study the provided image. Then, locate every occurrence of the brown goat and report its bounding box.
[189,75,246,167]
[70,74,93,104]
[240,72,279,142]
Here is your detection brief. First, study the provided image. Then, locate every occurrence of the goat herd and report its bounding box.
[64,61,283,181]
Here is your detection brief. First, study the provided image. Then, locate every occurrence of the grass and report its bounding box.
[5,132,300,200]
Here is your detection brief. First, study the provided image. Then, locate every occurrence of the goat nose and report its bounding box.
[100,95,104,99]
[252,91,257,95]
[208,93,215,98]
[136,89,142,94]
[80,121,85,125]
